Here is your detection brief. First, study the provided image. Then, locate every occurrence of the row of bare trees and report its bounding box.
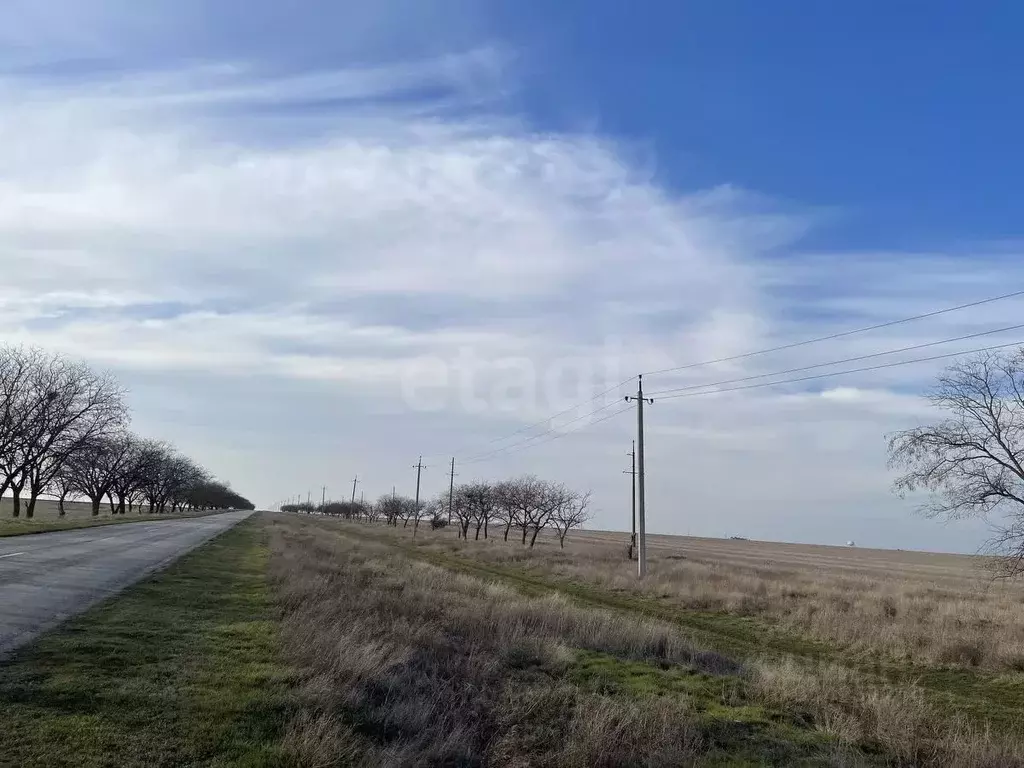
[0,346,253,518]
[282,475,591,548]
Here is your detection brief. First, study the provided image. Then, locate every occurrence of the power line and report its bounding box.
[418,376,635,464]
[462,400,624,464]
[642,289,1024,377]
[486,377,636,446]
[462,403,631,465]
[646,323,1024,397]
[655,339,1024,401]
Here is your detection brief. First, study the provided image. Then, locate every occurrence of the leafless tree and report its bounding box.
[61,435,136,516]
[45,464,78,517]
[459,482,495,540]
[0,348,127,517]
[550,487,592,548]
[449,487,474,539]
[888,349,1024,578]
[490,479,520,542]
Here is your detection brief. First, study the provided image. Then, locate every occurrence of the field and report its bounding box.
[0,497,220,536]
[564,530,1024,671]
[278,516,1024,766]
[3,512,1023,766]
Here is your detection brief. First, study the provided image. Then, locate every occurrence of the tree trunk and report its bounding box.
[474,521,483,540]
[503,521,511,541]
[484,518,489,539]
[26,490,39,519]
[117,493,126,515]
[521,524,528,545]
[107,492,117,515]
[58,492,67,517]
[461,520,470,539]
[11,482,24,518]
[91,496,102,516]
[558,533,566,549]
[529,525,542,548]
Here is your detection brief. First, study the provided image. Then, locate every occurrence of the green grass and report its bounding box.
[0,517,291,768]
[567,650,864,767]
[348,526,1024,736]
[0,511,225,538]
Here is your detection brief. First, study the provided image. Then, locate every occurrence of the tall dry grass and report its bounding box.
[266,515,1024,767]
[267,518,709,766]
[394,525,1024,671]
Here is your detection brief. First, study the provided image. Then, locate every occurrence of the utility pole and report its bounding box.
[623,440,637,560]
[413,457,425,537]
[321,486,326,510]
[447,457,456,525]
[306,490,311,506]
[625,375,653,578]
[351,476,358,504]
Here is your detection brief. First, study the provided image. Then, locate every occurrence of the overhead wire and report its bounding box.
[654,339,1024,401]
[641,289,1024,377]
[461,399,626,464]
[419,375,636,463]
[461,403,633,466]
[646,322,1024,397]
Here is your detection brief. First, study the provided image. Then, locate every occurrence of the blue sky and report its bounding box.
[2,1,1023,552]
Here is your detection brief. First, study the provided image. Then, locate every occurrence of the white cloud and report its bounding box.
[1,28,1022,552]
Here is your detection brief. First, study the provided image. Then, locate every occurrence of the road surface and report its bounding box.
[0,510,253,657]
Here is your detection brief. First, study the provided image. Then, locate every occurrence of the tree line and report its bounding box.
[281,475,591,548]
[0,346,253,518]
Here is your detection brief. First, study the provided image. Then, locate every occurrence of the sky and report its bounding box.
[2,1,1023,552]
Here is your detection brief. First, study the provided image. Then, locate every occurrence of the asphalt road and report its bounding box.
[0,510,253,657]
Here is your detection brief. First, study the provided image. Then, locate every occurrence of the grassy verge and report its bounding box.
[0,511,226,538]
[267,515,868,767]
[0,516,290,768]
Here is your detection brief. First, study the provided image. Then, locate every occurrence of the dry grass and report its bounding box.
[268,519,712,766]
[387,525,1024,672]
[266,514,1024,766]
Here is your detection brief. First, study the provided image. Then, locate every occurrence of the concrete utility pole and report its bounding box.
[623,441,637,560]
[351,476,358,504]
[625,375,654,578]
[447,457,456,524]
[321,486,326,510]
[413,457,426,537]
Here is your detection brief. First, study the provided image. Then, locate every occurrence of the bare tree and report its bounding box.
[450,487,474,539]
[456,482,494,540]
[0,348,127,517]
[888,350,1024,577]
[376,495,403,526]
[45,463,78,517]
[550,487,592,548]
[491,479,520,542]
[62,435,136,516]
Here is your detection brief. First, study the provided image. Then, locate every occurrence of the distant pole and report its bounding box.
[392,485,396,500]
[625,375,654,579]
[623,441,637,559]
[413,457,425,537]
[306,491,310,506]
[321,486,326,510]
[351,476,358,504]
[447,457,456,525]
